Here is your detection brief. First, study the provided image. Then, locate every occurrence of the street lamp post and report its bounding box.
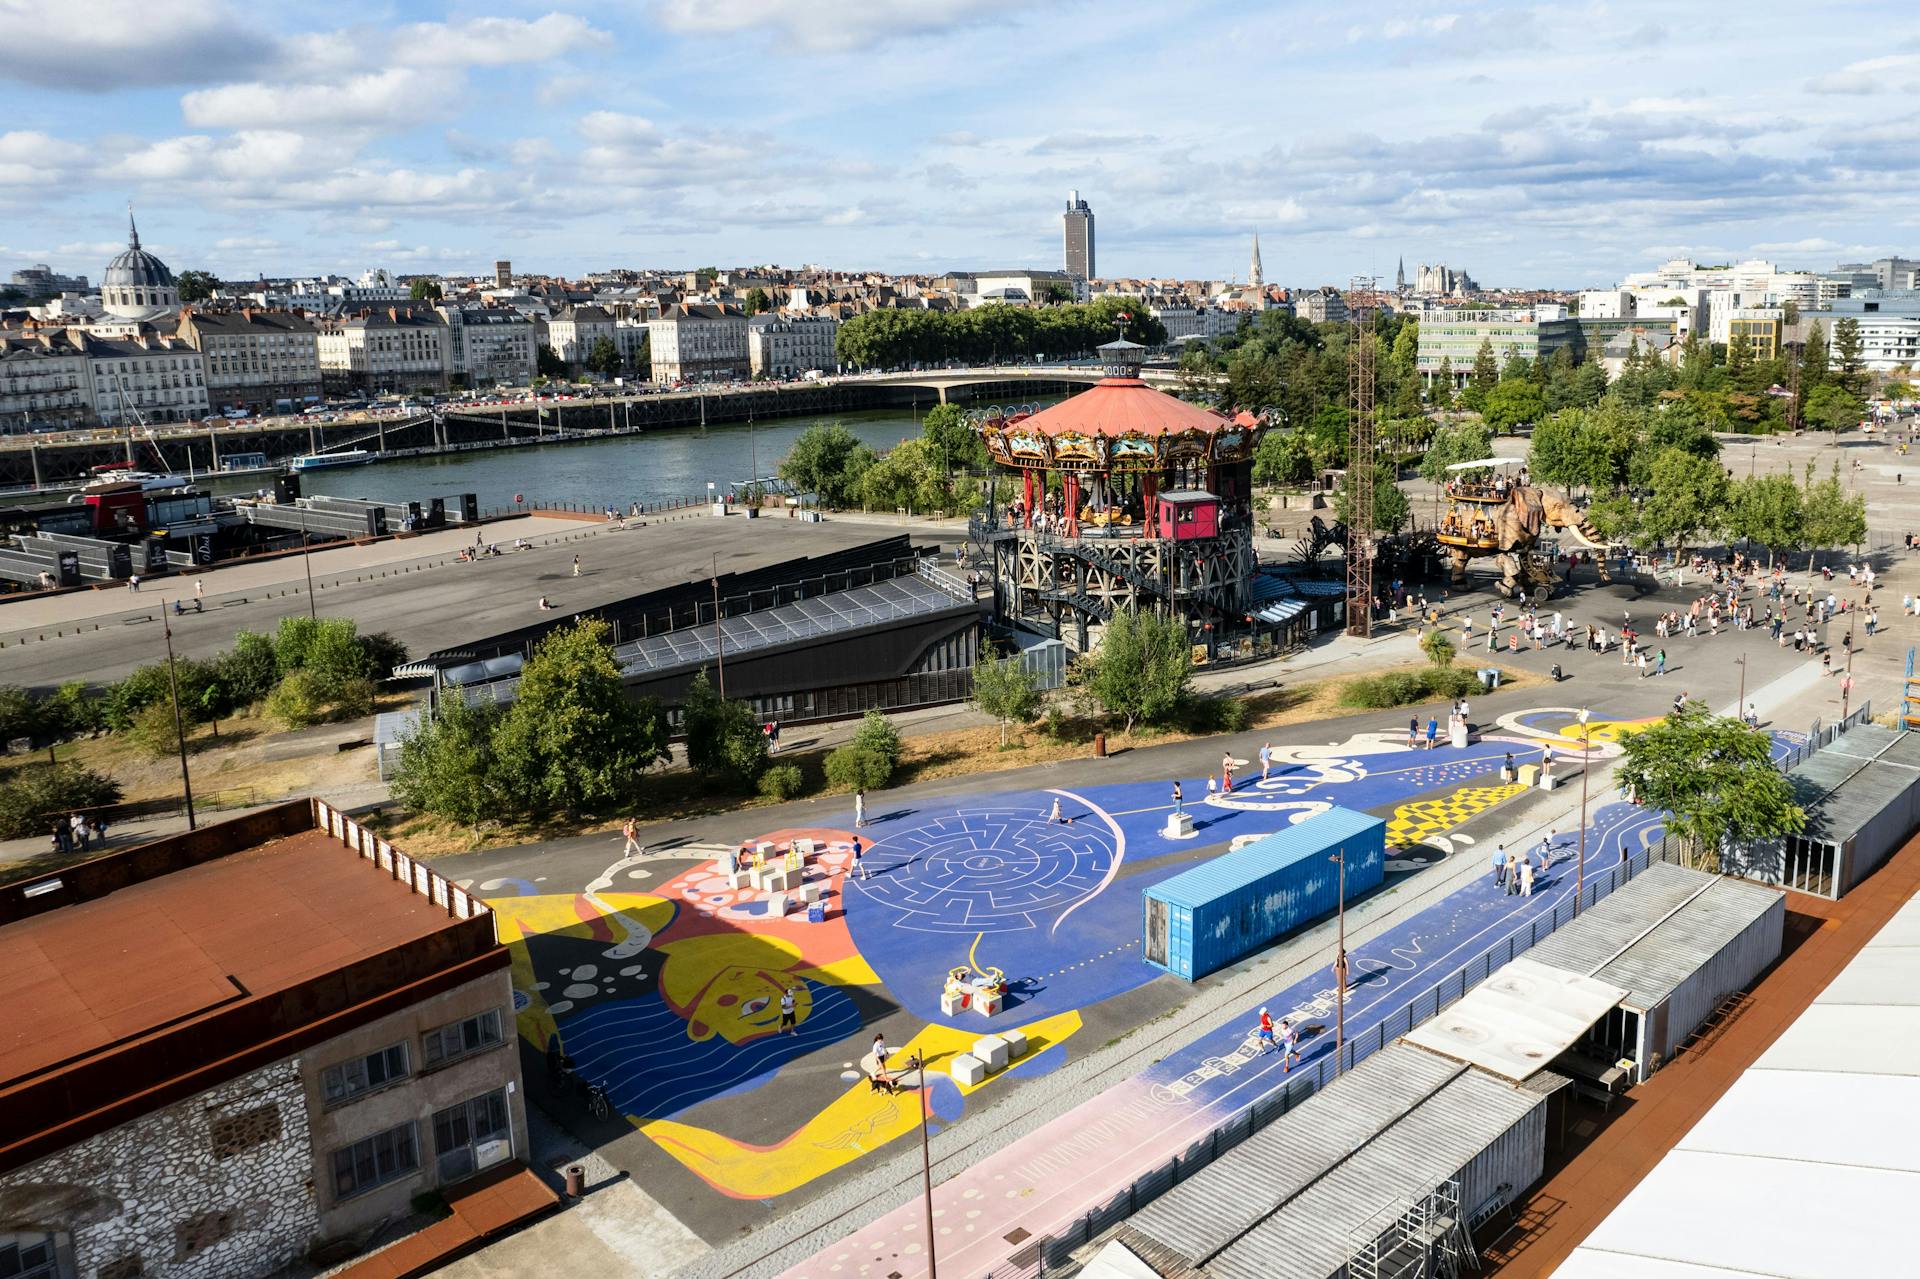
[1575,706,1590,915]
[162,606,197,831]
[711,552,726,699]
[1736,654,1747,719]
[1329,849,1349,1075]
[299,506,317,620]
[911,1052,938,1279]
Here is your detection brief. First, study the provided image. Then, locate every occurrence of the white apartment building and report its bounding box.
[1818,295,1920,371]
[747,313,839,378]
[176,309,323,412]
[438,305,536,386]
[1621,258,1819,310]
[546,304,615,366]
[81,332,210,424]
[648,303,749,383]
[0,333,95,431]
[316,308,451,395]
[1149,303,1200,341]
[613,316,652,374]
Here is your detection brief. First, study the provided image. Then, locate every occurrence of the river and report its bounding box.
[297,402,1042,512]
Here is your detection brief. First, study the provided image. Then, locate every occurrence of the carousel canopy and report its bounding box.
[1017,376,1232,438]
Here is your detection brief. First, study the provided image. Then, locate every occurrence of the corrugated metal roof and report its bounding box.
[1522,863,1780,1010]
[1145,808,1385,911]
[1256,598,1308,624]
[1783,726,1920,846]
[1208,1051,1545,1279]
[1128,1044,1463,1267]
[1401,956,1628,1082]
[1820,724,1920,771]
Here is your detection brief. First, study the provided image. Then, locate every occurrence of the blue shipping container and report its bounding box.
[1142,807,1386,980]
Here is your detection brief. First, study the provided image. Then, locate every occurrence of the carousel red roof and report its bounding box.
[1020,376,1232,437]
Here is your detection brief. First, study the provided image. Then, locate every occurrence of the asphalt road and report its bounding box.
[0,514,951,690]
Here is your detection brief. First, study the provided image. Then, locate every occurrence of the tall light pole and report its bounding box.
[911,1052,938,1279]
[1329,849,1349,1075]
[1575,707,1590,915]
[299,506,317,619]
[711,552,727,698]
[1736,653,1747,720]
[162,606,197,831]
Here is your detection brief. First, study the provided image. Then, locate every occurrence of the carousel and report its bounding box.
[970,339,1263,651]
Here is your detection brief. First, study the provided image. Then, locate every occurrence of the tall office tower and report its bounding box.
[494,260,512,288]
[1064,191,1095,280]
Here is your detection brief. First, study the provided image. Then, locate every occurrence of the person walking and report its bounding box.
[1408,716,1419,749]
[1426,716,1439,750]
[852,834,869,879]
[1206,774,1219,798]
[1656,648,1666,677]
[1257,1007,1277,1054]
[1520,852,1536,897]
[871,1032,891,1075]
[571,554,582,577]
[1280,1017,1300,1071]
[193,579,204,600]
[1506,850,1523,895]
[779,986,798,1036]
[128,574,140,593]
[1492,844,1508,888]
[1047,796,1065,824]
[854,789,866,828]
[1259,741,1272,783]
[1221,751,1234,793]
[620,817,643,857]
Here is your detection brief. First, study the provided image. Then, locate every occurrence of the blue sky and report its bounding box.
[2,1,1916,287]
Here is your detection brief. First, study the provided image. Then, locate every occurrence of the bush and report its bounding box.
[1180,694,1251,734]
[360,632,409,679]
[1338,671,1429,709]
[390,699,504,825]
[0,764,123,839]
[1420,630,1456,668]
[824,743,894,791]
[265,670,325,728]
[1042,707,1072,741]
[331,676,376,719]
[47,682,106,736]
[0,685,43,743]
[850,711,902,770]
[128,699,194,760]
[758,763,805,801]
[1422,666,1483,699]
[219,631,280,707]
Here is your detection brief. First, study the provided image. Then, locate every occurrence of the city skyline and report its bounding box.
[2,1,1917,285]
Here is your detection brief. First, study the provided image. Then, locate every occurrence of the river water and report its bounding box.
[299,403,1017,512]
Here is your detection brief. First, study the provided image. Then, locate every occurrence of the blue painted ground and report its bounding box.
[844,734,1555,1027]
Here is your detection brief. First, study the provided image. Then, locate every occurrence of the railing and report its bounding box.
[312,797,490,922]
[981,844,1657,1279]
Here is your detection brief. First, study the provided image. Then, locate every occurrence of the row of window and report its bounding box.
[320,1009,503,1106]
[331,1087,511,1199]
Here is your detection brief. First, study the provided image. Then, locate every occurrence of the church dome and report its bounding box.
[101,207,180,319]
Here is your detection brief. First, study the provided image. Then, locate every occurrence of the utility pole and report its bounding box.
[162,606,197,831]
[299,506,317,619]
[1329,849,1349,1074]
[1736,654,1747,719]
[912,1052,939,1279]
[1575,707,1590,915]
[711,551,727,698]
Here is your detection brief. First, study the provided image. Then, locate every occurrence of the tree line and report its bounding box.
[834,297,1167,369]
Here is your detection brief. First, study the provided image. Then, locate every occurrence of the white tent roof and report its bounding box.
[1401,956,1627,1082]
[1080,1240,1166,1279]
[1550,890,1920,1279]
[1445,457,1514,470]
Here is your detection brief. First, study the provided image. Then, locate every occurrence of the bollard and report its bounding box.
[1094,731,1108,758]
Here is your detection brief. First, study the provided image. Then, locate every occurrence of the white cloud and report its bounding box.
[650,0,1029,52]
[1807,53,1920,95]
[181,69,464,132]
[285,12,610,74]
[0,0,273,89]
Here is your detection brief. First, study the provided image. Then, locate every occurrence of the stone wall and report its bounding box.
[0,1058,320,1279]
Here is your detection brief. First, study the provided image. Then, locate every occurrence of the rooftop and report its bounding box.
[1013,376,1235,439]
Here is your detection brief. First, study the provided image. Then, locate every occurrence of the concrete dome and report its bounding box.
[101,207,179,320]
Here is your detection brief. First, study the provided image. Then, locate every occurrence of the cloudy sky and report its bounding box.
[2,1,1914,287]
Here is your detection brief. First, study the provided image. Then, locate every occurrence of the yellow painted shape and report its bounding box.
[1386,782,1525,848]
[642,1009,1084,1200]
[795,953,883,987]
[489,892,674,1049]
[1559,716,1656,744]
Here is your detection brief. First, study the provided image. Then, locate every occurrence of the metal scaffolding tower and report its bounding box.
[1345,276,1377,637]
[1348,1178,1480,1279]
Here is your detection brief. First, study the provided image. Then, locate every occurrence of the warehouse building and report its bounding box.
[1724,723,1920,898]
[0,801,525,1279]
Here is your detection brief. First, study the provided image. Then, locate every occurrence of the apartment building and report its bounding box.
[316,307,452,395]
[648,303,749,383]
[0,332,95,432]
[747,312,839,378]
[175,309,322,413]
[438,305,536,386]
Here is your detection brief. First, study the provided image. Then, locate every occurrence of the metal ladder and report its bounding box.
[1347,1179,1480,1279]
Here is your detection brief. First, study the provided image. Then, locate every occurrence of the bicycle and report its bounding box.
[584,1080,611,1120]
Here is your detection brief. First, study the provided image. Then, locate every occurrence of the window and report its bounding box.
[432,1088,511,1182]
[321,1043,409,1105]
[331,1122,419,1200]
[421,1009,502,1069]
[0,1234,61,1279]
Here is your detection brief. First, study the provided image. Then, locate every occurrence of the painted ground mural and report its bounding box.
[472,707,1736,1208]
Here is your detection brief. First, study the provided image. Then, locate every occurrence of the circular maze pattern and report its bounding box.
[859,806,1118,935]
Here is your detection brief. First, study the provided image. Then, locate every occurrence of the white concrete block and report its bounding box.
[729,870,752,889]
[974,990,1004,1017]
[1000,1027,1029,1059]
[940,992,965,1017]
[972,1036,1009,1072]
[950,1054,987,1087]
[1164,811,1196,839]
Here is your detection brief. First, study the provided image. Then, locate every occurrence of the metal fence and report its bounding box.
[982,844,1658,1279]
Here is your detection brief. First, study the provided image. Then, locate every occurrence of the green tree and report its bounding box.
[1799,321,1829,396]
[1252,429,1315,487]
[1334,470,1411,534]
[860,436,960,514]
[1801,463,1866,566]
[920,401,989,471]
[409,278,443,301]
[1417,420,1494,483]
[390,699,505,826]
[1481,379,1547,432]
[1638,447,1729,556]
[585,335,622,378]
[1420,630,1456,668]
[1803,383,1863,440]
[972,650,1042,747]
[680,669,769,786]
[0,765,122,840]
[491,618,670,815]
[176,269,219,303]
[1459,339,1500,413]
[1726,472,1804,566]
[536,343,567,379]
[1432,356,1455,409]
[1071,607,1192,732]
[1832,316,1868,397]
[1617,706,1805,870]
[743,287,771,316]
[779,422,878,508]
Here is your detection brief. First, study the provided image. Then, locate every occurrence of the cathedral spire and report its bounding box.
[1396,256,1406,292]
[1248,230,1263,290]
[128,202,140,249]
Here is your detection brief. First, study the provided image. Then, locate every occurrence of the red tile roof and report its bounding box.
[1020,376,1229,438]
